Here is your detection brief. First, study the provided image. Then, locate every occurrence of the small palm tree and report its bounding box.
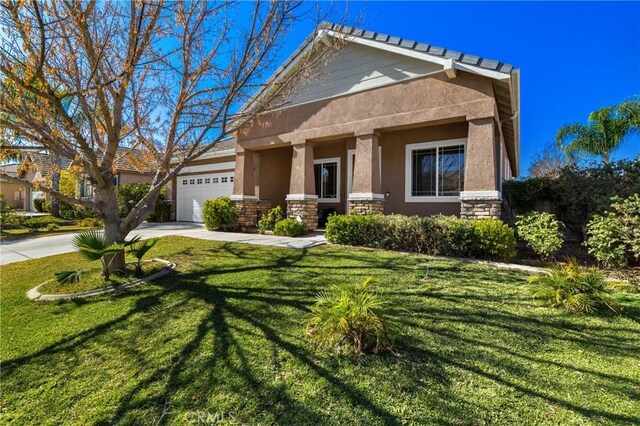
[556,99,639,164]
[128,238,158,275]
[71,230,128,281]
[528,260,622,314]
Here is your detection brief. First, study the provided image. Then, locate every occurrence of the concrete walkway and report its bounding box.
[0,222,327,266]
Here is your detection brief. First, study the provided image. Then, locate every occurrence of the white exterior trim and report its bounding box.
[348,193,385,201]
[313,157,341,203]
[459,191,502,201]
[176,161,235,175]
[230,195,258,201]
[285,194,318,201]
[404,138,467,203]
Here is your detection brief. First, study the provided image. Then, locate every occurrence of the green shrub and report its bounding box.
[33,197,46,212]
[585,194,640,267]
[78,217,103,228]
[23,216,61,231]
[115,183,168,222]
[529,261,623,314]
[202,197,238,231]
[470,219,517,259]
[430,215,475,256]
[273,218,305,237]
[257,206,284,234]
[515,212,564,259]
[325,213,384,247]
[306,277,397,355]
[326,214,517,259]
[46,223,59,231]
[42,200,51,213]
[0,202,23,225]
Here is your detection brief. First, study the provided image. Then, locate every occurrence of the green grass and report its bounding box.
[38,260,167,294]
[1,236,639,425]
[0,225,96,242]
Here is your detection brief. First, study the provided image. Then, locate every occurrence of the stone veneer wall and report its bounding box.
[460,199,501,219]
[287,199,318,230]
[232,199,259,227]
[348,199,385,215]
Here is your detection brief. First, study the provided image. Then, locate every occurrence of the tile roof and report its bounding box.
[320,22,514,74]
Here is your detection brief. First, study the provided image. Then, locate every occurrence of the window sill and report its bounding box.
[404,196,460,203]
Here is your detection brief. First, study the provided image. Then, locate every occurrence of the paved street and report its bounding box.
[0,222,327,266]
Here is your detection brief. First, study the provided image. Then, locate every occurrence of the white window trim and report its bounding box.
[314,157,341,203]
[405,138,467,203]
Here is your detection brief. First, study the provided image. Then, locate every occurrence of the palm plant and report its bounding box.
[528,260,622,314]
[70,230,130,281]
[556,100,640,164]
[128,238,158,275]
[306,277,399,355]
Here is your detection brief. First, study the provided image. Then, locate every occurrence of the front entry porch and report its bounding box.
[231,118,505,231]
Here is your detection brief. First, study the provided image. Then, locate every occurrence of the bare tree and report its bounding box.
[528,141,573,178]
[0,0,341,272]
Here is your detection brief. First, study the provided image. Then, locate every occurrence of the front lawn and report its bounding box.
[1,236,639,424]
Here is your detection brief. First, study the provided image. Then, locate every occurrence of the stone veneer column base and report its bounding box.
[286,194,318,230]
[348,193,385,215]
[460,191,501,219]
[230,195,259,228]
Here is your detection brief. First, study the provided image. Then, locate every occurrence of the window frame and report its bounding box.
[404,138,467,203]
[313,157,341,203]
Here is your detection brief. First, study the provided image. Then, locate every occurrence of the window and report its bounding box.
[189,179,195,185]
[197,178,203,184]
[204,178,210,184]
[182,179,188,185]
[405,139,465,202]
[221,177,228,183]
[212,177,219,183]
[112,175,119,187]
[314,158,340,202]
[230,176,234,182]
[13,190,23,201]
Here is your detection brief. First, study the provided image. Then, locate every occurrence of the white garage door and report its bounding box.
[176,172,234,222]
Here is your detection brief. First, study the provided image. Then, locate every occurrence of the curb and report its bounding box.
[26,258,176,301]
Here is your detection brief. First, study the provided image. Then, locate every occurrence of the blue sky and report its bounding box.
[272,1,640,176]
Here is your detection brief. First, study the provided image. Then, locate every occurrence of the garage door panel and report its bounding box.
[176,172,234,222]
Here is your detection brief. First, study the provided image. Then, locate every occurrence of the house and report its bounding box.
[5,149,155,211]
[0,163,29,210]
[168,23,520,228]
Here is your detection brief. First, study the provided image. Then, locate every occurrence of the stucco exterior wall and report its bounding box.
[256,146,292,211]
[378,123,467,216]
[0,182,26,209]
[118,172,154,185]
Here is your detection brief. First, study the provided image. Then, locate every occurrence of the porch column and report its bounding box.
[231,148,259,227]
[349,132,384,214]
[460,117,501,219]
[286,140,318,230]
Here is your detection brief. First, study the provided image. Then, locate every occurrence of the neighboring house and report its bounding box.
[169,23,520,228]
[0,163,29,210]
[9,149,154,211]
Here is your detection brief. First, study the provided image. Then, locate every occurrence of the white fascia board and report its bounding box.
[511,69,521,177]
[170,149,236,166]
[175,161,235,175]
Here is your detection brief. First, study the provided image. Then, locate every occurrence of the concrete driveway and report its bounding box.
[0,222,326,266]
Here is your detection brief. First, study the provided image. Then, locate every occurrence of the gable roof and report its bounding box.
[243,22,521,175]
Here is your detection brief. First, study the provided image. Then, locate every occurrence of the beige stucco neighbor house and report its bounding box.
[169,23,520,228]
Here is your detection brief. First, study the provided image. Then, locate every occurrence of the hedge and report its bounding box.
[325,213,516,260]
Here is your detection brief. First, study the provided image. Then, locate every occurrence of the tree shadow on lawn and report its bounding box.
[4,245,640,424]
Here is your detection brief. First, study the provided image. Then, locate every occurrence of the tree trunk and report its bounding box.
[96,186,127,274]
[50,171,60,217]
